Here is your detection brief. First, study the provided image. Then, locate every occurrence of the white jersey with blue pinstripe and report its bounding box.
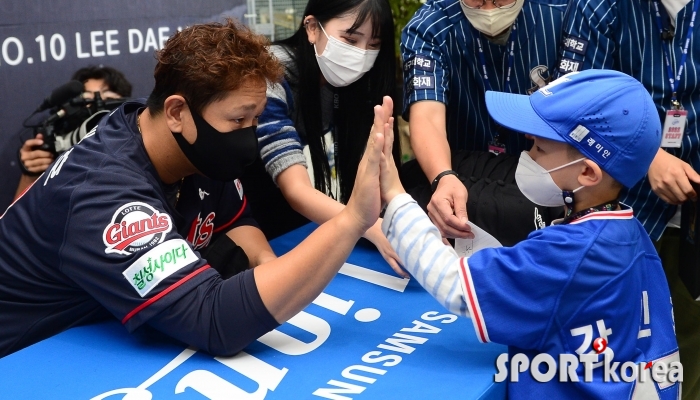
[559,0,700,240]
[401,0,567,154]
[382,193,679,398]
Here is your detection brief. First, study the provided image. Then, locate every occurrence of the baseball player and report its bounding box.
[0,20,388,358]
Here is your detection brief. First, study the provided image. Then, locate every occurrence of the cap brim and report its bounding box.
[485,91,564,143]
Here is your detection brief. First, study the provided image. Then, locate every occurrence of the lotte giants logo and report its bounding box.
[103,202,173,255]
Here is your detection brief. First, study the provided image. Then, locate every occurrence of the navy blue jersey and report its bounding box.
[401,0,567,154]
[174,175,256,251]
[559,0,700,240]
[0,101,278,357]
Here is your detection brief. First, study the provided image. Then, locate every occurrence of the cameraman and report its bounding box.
[14,66,132,199]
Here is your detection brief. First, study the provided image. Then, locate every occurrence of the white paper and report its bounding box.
[454,222,502,258]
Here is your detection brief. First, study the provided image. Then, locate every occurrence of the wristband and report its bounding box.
[431,170,460,193]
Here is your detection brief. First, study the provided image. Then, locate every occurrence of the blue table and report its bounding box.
[0,223,506,399]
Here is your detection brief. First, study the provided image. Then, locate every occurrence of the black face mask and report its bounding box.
[172,105,259,182]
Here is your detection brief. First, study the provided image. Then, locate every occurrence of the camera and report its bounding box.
[34,91,127,156]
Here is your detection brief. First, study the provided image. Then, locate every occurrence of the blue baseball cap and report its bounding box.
[485,69,661,188]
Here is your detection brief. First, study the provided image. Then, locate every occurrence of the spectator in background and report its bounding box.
[14,65,132,198]
[240,0,407,277]
[559,1,700,397]
[400,0,567,240]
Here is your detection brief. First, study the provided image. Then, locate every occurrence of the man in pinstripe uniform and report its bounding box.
[560,0,700,397]
[400,0,568,239]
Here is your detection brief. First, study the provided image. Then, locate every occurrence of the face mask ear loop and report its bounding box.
[545,157,586,174]
[318,22,331,42]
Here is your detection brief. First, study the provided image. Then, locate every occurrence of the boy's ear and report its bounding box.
[578,159,603,187]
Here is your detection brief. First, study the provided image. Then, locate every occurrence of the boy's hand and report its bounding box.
[374,96,406,206]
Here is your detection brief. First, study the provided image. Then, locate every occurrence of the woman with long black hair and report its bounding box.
[240,0,405,276]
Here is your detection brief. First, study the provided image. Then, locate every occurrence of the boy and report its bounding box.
[377,70,681,398]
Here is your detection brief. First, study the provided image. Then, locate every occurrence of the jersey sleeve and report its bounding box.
[60,168,216,332]
[258,78,307,184]
[462,227,589,348]
[400,4,451,120]
[558,0,619,75]
[147,268,279,356]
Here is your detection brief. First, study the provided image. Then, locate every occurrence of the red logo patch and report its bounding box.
[187,212,215,250]
[103,202,173,255]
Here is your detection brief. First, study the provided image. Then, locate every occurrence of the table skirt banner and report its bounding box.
[0,223,506,399]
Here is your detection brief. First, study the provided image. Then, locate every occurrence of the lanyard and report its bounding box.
[652,0,700,109]
[472,23,518,93]
[563,199,620,224]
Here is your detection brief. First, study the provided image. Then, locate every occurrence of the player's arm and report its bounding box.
[226,226,276,267]
[401,8,470,239]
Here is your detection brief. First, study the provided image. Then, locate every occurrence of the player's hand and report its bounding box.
[427,177,473,239]
[19,134,54,175]
[344,115,384,235]
[648,148,700,204]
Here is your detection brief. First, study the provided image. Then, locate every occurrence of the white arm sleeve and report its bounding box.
[381,194,470,317]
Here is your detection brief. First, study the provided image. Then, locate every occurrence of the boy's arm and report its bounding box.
[381,194,470,317]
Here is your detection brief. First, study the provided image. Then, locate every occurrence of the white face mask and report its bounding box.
[314,23,380,87]
[460,0,525,37]
[515,151,586,207]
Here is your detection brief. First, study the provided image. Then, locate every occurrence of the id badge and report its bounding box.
[661,109,688,148]
[488,140,506,155]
